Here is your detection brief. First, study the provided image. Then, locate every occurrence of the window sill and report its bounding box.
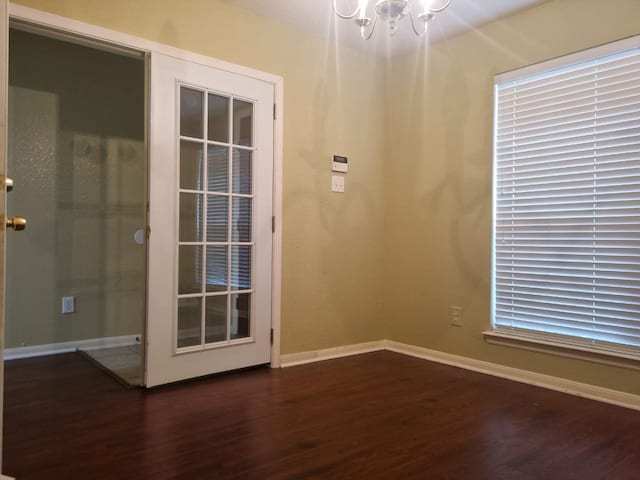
[483,330,640,371]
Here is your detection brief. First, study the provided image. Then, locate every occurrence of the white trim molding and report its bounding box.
[269,78,284,369]
[4,334,140,361]
[384,340,640,411]
[280,341,385,368]
[281,340,640,412]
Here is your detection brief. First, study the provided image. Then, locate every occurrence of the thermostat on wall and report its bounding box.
[332,155,348,173]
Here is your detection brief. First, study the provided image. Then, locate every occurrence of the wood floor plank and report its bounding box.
[3,351,640,479]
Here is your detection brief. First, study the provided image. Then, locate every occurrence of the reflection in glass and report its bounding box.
[206,195,228,242]
[206,246,227,292]
[208,94,229,143]
[179,193,202,242]
[231,246,251,290]
[180,140,203,190]
[178,297,202,348]
[178,245,202,295]
[208,146,228,193]
[232,197,252,242]
[233,99,253,146]
[180,87,203,139]
[205,295,227,343]
[232,149,252,194]
[230,293,250,339]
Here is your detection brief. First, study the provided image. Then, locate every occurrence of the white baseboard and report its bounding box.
[4,334,140,361]
[1,474,15,480]
[280,339,640,411]
[280,341,385,367]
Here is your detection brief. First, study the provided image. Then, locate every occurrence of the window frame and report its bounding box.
[487,34,640,367]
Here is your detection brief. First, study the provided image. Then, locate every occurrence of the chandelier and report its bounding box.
[333,0,453,39]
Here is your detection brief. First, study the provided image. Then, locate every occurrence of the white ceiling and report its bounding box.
[222,0,551,57]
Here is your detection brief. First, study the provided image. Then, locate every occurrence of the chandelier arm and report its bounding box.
[408,9,426,37]
[427,0,453,14]
[360,15,378,40]
[333,0,362,19]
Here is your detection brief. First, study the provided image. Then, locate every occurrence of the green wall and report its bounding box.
[6,29,145,347]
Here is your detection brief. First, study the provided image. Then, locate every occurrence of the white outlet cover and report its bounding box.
[62,296,75,314]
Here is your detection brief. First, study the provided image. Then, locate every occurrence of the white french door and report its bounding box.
[146,52,274,387]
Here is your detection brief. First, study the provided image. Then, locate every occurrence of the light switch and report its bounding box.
[331,175,345,193]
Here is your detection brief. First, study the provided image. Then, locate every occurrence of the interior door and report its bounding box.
[146,52,274,387]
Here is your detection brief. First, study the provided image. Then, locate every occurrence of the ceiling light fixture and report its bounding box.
[333,0,453,39]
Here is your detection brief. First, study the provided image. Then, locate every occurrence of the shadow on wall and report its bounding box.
[283,19,384,349]
[385,16,551,344]
[411,42,492,290]
[383,39,494,344]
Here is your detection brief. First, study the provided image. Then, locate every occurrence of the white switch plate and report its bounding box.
[62,296,75,314]
[331,175,345,193]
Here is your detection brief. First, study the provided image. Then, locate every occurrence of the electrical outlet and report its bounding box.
[450,306,462,327]
[62,296,75,314]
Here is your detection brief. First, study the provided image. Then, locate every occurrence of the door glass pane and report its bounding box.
[230,293,250,339]
[206,195,228,242]
[231,246,251,291]
[232,197,252,242]
[208,93,229,143]
[206,246,227,292]
[178,245,202,294]
[208,145,228,193]
[176,85,258,357]
[180,140,203,190]
[179,193,203,242]
[233,99,253,147]
[178,297,202,348]
[205,295,227,343]
[232,149,252,194]
[180,87,203,139]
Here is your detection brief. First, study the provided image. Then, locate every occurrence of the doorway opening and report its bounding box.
[4,25,147,387]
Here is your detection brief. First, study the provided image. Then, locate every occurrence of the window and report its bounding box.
[491,37,640,357]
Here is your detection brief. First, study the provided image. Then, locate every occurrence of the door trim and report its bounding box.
[7,3,284,369]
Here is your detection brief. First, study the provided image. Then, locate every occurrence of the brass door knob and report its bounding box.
[4,176,13,192]
[6,216,26,231]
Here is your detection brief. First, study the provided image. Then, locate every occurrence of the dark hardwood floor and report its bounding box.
[4,350,640,479]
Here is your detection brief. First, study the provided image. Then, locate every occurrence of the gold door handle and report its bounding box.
[4,176,13,192]
[6,216,26,231]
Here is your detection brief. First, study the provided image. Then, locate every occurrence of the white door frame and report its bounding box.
[4,4,284,372]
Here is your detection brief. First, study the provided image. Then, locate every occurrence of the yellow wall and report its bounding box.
[384,0,640,395]
[11,0,388,354]
[11,0,640,395]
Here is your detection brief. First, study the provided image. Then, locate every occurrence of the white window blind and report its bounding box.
[493,42,640,353]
